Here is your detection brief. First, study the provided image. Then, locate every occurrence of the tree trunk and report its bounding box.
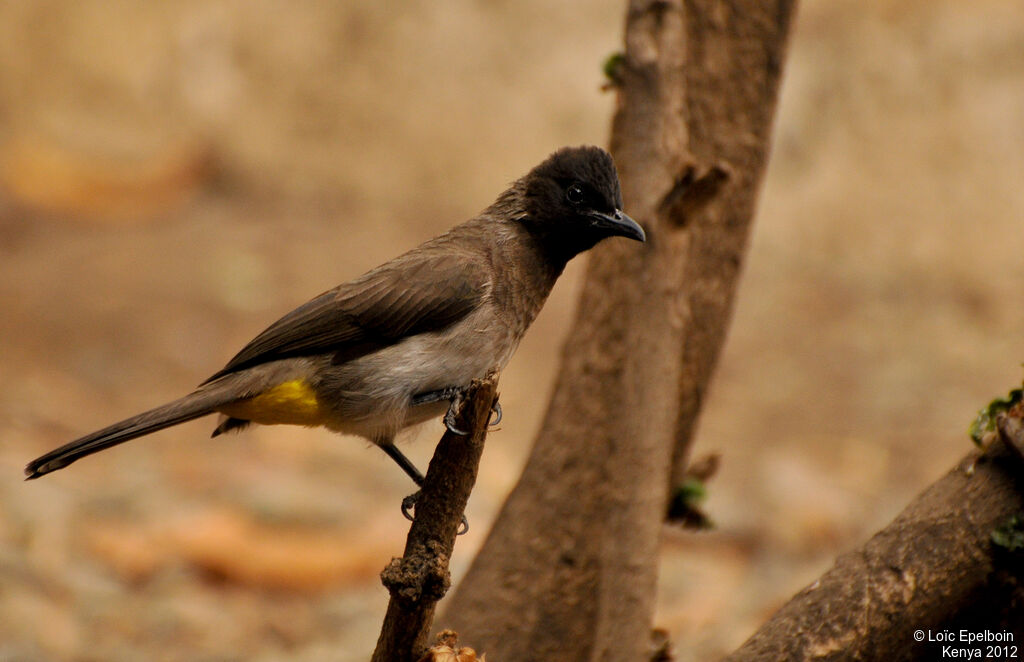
[443,1,797,659]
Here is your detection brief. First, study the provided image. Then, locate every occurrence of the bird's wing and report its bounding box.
[202,248,489,382]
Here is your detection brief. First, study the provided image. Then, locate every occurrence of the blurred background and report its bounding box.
[1,1,1022,660]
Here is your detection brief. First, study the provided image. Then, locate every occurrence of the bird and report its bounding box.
[24,145,645,500]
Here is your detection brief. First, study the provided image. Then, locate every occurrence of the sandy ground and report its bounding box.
[1,1,1023,660]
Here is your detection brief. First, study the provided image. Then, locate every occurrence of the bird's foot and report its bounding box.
[401,490,469,535]
[442,388,500,433]
[444,390,468,436]
[400,490,420,522]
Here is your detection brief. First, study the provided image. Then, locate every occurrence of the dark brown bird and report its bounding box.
[25,146,644,492]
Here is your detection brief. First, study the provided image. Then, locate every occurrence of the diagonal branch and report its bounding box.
[723,404,1024,661]
[371,374,499,662]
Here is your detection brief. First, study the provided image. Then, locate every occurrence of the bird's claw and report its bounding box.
[443,390,500,434]
[400,490,469,535]
[444,391,468,435]
[401,491,420,522]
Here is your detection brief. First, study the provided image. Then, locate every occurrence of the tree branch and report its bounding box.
[723,403,1024,661]
[371,374,499,662]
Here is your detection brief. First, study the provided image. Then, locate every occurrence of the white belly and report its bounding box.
[315,318,517,442]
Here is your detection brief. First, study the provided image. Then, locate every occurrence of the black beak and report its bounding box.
[589,209,646,243]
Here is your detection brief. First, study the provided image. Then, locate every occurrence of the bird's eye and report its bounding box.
[566,183,584,204]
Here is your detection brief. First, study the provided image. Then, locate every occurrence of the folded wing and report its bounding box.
[203,248,490,382]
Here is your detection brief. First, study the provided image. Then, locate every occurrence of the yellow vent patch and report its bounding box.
[220,379,325,426]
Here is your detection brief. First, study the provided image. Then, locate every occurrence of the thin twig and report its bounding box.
[371,373,499,662]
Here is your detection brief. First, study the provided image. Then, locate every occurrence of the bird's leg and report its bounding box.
[377,441,426,521]
[488,399,502,427]
[379,441,425,486]
[377,436,468,535]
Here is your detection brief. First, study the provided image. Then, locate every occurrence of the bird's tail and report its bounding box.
[25,385,241,479]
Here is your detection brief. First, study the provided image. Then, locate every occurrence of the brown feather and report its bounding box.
[203,244,491,383]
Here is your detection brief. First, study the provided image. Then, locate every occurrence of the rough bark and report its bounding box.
[723,406,1024,662]
[372,375,499,662]
[442,1,796,659]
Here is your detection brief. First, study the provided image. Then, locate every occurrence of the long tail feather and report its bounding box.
[25,387,240,479]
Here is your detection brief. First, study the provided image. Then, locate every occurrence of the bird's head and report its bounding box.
[518,146,645,258]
